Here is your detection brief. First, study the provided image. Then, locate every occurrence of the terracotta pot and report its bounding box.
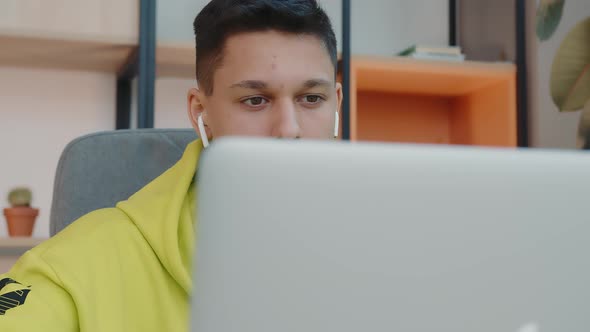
[3,207,38,237]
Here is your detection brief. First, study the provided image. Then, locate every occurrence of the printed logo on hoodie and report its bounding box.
[0,278,31,315]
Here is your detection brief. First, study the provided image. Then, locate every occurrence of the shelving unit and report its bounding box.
[0,238,46,273]
[0,29,195,78]
[1,0,525,143]
[156,42,195,79]
[0,237,46,256]
[0,0,139,72]
[0,29,135,73]
[349,56,517,146]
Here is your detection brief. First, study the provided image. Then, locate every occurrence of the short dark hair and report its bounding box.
[193,0,337,95]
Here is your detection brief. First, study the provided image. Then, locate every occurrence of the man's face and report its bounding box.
[188,30,342,140]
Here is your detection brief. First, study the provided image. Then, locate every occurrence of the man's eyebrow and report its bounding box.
[229,79,332,90]
[230,80,268,89]
[302,79,332,89]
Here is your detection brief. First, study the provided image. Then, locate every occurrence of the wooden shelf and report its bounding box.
[353,56,515,96]
[0,237,46,255]
[157,42,195,79]
[0,28,136,73]
[0,29,196,80]
[349,56,517,147]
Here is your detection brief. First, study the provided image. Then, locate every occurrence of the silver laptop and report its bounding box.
[192,138,590,332]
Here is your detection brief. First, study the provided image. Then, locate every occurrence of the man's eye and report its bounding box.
[302,95,323,104]
[243,97,268,107]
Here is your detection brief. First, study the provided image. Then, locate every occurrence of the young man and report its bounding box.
[0,0,342,331]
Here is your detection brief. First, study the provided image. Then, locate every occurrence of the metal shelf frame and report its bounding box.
[448,0,529,147]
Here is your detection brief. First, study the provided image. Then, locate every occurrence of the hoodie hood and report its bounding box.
[116,139,203,294]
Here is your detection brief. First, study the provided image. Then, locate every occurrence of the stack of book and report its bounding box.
[397,45,465,62]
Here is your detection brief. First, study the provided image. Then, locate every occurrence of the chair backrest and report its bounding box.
[50,129,197,236]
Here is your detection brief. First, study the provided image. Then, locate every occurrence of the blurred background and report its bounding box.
[0,0,588,240]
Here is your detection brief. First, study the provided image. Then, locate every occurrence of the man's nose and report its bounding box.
[271,100,301,139]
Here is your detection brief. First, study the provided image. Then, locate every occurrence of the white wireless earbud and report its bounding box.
[334,112,339,138]
[197,114,209,148]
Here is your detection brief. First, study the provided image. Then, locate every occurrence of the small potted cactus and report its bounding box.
[3,187,38,237]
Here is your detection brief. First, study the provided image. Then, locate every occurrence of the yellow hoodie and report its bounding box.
[0,139,203,331]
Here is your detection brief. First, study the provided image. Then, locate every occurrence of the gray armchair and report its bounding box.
[49,129,197,236]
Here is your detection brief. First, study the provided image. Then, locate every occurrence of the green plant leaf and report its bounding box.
[536,0,565,41]
[550,17,590,112]
[577,101,590,148]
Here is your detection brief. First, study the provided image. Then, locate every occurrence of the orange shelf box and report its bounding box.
[346,56,517,147]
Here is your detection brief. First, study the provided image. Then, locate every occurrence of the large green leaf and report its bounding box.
[550,17,590,112]
[536,0,565,41]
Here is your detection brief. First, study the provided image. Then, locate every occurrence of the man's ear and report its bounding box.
[187,88,211,139]
[335,82,343,115]
[335,82,343,137]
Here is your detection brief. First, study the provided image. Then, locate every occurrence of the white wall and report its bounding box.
[0,68,116,238]
[154,78,195,128]
[1,0,447,238]
[351,0,448,56]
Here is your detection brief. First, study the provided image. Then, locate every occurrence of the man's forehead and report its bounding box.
[223,30,330,56]
[215,30,335,84]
